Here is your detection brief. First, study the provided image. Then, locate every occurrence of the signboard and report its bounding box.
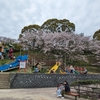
[19,61,26,72]
[20,61,26,68]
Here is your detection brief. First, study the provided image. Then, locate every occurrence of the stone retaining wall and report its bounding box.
[10,73,100,88]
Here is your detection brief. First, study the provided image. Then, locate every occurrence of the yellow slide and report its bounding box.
[48,62,60,74]
[60,70,67,74]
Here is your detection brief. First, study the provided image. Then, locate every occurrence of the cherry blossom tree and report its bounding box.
[42,32,100,65]
[19,30,44,50]
[0,36,17,44]
[19,31,100,65]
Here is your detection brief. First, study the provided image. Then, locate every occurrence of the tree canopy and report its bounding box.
[93,29,100,40]
[19,18,75,39]
[19,31,100,64]
[19,18,100,65]
[41,18,75,33]
[0,36,17,44]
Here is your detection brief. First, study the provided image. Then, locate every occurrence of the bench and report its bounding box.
[65,92,79,100]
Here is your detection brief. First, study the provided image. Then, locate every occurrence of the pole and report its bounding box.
[64,54,66,67]
[20,49,21,55]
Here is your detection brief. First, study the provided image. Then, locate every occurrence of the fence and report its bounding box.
[10,73,100,88]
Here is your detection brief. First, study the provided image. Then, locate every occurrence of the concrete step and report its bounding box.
[0,73,10,89]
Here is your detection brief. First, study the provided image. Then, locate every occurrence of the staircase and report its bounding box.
[0,73,10,89]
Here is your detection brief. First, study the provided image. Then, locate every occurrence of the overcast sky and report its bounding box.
[0,0,100,39]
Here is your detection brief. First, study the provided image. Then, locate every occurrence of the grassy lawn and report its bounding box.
[0,59,13,66]
[82,65,100,74]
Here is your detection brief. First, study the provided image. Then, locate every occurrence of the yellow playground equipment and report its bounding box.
[48,62,61,74]
[60,70,67,74]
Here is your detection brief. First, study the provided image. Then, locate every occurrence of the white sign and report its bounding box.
[20,61,26,68]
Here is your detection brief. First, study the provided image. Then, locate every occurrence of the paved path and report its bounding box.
[0,88,87,100]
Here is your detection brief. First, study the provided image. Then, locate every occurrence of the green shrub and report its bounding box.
[71,80,100,86]
[0,59,12,65]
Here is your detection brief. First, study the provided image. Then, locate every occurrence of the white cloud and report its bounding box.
[0,0,100,39]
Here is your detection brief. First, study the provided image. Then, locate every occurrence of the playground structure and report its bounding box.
[0,42,14,59]
[60,66,87,74]
[0,55,28,72]
[48,61,61,74]
[47,61,87,74]
[8,45,14,60]
[28,53,88,74]
[0,42,3,59]
[0,50,87,74]
[30,58,87,74]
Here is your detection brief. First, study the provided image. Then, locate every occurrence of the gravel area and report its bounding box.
[0,88,87,100]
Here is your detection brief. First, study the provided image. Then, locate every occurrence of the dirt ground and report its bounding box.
[0,88,88,100]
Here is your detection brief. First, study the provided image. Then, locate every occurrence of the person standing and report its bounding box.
[0,52,2,59]
[70,65,75,74]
